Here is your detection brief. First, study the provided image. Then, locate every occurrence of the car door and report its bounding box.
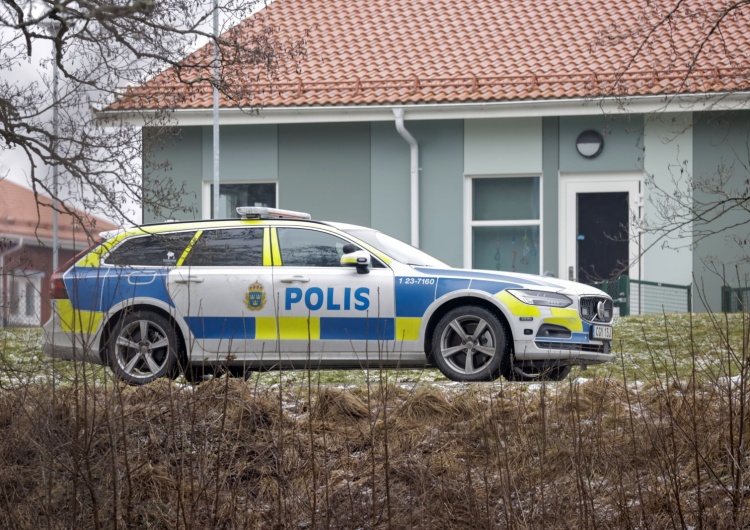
[168,226,277,360]
[272,226,396,364]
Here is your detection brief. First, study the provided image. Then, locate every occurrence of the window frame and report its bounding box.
[201,180,279,219]
[463,174,543,272]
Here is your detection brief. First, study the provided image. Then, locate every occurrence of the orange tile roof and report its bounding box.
[110,0,750,111]
[0,179,118,244]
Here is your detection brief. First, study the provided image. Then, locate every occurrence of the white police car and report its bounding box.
[43,207,614,384]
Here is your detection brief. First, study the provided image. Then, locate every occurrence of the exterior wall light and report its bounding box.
[576,130,604,158]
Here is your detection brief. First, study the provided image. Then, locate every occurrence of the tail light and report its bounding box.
[50,272,68,300]
[49,238,103,300]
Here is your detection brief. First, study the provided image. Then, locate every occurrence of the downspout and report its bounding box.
[393,108,420,247]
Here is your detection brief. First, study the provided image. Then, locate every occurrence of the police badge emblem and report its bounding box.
[244,281,267,311]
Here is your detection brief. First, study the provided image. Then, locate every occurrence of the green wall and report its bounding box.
[411,120,464,267]
[201,125,278,183]
[143,120,465,266]
[559,115,644,173]
[142,127,203,223]
[370,122,410,244]
[542,117,560,276]
[277,122,371,226]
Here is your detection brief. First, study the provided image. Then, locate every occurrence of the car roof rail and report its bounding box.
[236,206,312,220]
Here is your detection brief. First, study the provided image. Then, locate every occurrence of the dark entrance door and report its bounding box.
[576,192,629,284]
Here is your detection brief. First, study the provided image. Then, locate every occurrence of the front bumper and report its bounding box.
[512,338,614,365]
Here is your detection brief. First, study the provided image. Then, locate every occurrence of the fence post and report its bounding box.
[619,275,630,317]
[722,286,730,312]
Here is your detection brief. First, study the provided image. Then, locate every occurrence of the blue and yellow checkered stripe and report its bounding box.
[184,316,396,341]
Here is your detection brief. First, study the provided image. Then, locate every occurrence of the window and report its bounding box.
[207,182,277,218]
[183,228,264,267]
[277,228,352,267]
[104,232,196,266]
[466,176,541,274]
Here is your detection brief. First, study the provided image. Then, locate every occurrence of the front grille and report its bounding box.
[579,296,614,323]
[536,341,611,354]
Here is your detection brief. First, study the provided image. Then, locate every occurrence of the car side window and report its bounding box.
[277,228,354,267]
[182,228,263,267]
[104,232,195,266]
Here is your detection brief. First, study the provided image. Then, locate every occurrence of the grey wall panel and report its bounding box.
[278,123,371,225]
[371,122,411,243]
[542,117,560,276]
[560,115,644,173]
[692,111,750,312]
[464,117,543,175]
[201,124,278,182]
[142,127,203,223]
[410,120,464,267]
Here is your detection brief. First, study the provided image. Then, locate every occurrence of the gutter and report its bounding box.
[393,109,419,248]
[95,91,750,127]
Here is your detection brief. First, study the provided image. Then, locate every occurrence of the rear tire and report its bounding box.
[108,310,179,385]
[431,306,509,382]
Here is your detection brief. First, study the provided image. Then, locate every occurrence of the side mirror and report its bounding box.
[341,248,371,274]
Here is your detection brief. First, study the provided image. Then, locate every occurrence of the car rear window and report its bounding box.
[103,232,196,266]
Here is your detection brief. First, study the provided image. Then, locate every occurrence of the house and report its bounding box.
[101,0,750,312]
[0,179,118,327]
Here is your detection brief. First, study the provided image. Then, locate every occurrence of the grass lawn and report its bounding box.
[2,311,747,388]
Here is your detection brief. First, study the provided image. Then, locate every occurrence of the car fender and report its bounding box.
[419,288,517,342]
[97,297,192,353]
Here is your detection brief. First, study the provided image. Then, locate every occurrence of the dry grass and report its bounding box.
[1,372,749,529]
[1,310,750,528]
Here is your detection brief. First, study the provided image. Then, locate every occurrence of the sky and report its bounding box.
[0,33,137,226]
[1,1,261,228]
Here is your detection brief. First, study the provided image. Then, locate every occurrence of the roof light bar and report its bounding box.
[236,206,312,220]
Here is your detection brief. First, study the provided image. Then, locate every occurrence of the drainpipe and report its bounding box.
[393,108,419,247]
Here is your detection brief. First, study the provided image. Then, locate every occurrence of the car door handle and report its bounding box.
[174,276,204,284]
[280,275,310,283]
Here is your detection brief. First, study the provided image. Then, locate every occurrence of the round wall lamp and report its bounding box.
[576,130,604,158]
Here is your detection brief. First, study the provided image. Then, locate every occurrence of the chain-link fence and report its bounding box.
[1,271,43,328]
[594,276,692,316]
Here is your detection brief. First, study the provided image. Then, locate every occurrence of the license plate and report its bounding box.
[591,325,613,341]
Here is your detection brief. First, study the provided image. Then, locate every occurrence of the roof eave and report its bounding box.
[95,92,750,127]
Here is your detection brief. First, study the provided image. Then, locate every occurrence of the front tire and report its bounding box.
[108,310,179,385]
[501,362,572,382]
[431,306,509,382]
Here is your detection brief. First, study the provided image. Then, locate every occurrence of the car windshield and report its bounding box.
[341,228,448,267]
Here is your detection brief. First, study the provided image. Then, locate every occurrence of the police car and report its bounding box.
[43,207,614,385]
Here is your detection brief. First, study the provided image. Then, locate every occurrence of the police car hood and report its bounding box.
[414,267,609,297]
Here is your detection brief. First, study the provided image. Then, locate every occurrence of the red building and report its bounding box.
[0,180,118,327]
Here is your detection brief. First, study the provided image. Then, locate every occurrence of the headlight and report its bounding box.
[507,289,572,308]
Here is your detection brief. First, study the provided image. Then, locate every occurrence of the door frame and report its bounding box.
[558,172,643,282]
